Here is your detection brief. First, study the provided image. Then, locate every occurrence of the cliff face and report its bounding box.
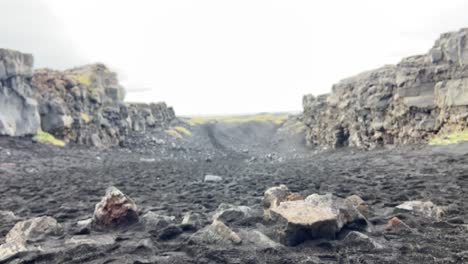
[0,49,40,136]
[303,28,468,149]
[32,64,176,147]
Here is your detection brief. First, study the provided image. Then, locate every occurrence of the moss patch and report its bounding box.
[70,74,92,87]
[165,126,192,138]
[186,114,289,125]
[429,130,468,145]
[33,130,66,147]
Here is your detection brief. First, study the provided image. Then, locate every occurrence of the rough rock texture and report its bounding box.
[0,49,40,136]
[32,64,176,147]
[270,193,367,246]
[92,186,139,228]
[5,216,62,244]
[303,28,468,149]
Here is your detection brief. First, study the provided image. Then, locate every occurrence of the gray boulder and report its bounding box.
[270,193,367,246]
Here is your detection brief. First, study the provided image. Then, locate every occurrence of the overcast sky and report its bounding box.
[1,0,467,115]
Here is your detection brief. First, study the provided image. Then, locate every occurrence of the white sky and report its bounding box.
[1,0,467,115]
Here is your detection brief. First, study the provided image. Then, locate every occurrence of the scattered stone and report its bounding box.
[0,241,30,262]
[345,195,369,218]
[75,218,92,234]
[342,231,384,249]
[190,220,242,245]
[158,225,183,240]
[0,211,18,223]
[93,186,139,228]
[237,229,282,250]
[204,174,223,182]
[181,212,206,230]
[396,201,444,220]
[142,212,176,231]
[6,216,62,244]
[386,216,411,230]
[212,203,254,225]
[263,185,290,219]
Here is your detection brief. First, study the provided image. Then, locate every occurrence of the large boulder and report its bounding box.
[93,187,139,228]
[270,193,367,246]
[0,49,40,136]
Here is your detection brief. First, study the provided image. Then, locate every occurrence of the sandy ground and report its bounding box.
[0,121,467,263]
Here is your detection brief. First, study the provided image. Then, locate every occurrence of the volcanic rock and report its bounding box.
[342,231,384,249]
[212,203,254,225]
[0,49,40,136]
[93,186,139,228]
[396,200,444,220]
[263,184,290,219]
[270,193,368,246]
[190,220,242,245]
[141,212,175,230]
[345,194,369,218]
[6,216,62,244]
[302,28,468,149]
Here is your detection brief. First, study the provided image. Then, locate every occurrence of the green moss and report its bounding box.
[33,130,66,147]
[186,114,289,125]
[429,130,468,145]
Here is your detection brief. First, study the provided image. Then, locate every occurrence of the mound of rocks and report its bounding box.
[0,49,40,136]
[303,28,468,149]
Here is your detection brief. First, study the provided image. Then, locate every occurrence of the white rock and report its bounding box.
[204,175,223,182]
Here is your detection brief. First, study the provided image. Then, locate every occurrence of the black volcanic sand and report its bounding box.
[0,123,467,263]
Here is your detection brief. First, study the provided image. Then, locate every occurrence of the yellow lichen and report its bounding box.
[33,130,66,147]
[429,130,468,145]
[80,112,91,123]
[70,74,92,87]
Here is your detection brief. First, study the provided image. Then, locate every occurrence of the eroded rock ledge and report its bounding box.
[303,27,468,149]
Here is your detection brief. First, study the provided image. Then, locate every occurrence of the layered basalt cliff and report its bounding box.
[0,49,40,136]
[303,28,468,149]
[0,48,175,147]
[32,65,176,147]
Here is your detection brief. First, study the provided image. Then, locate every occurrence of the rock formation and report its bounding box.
[303,28,468,149]
[0,49,40,136]
[32,64,176,147]
[93,187,139,229]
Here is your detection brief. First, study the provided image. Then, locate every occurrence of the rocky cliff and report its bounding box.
[0,49,40,136]
[32,64,176,147]
[303,28,468,149]
[0,48,176,147]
